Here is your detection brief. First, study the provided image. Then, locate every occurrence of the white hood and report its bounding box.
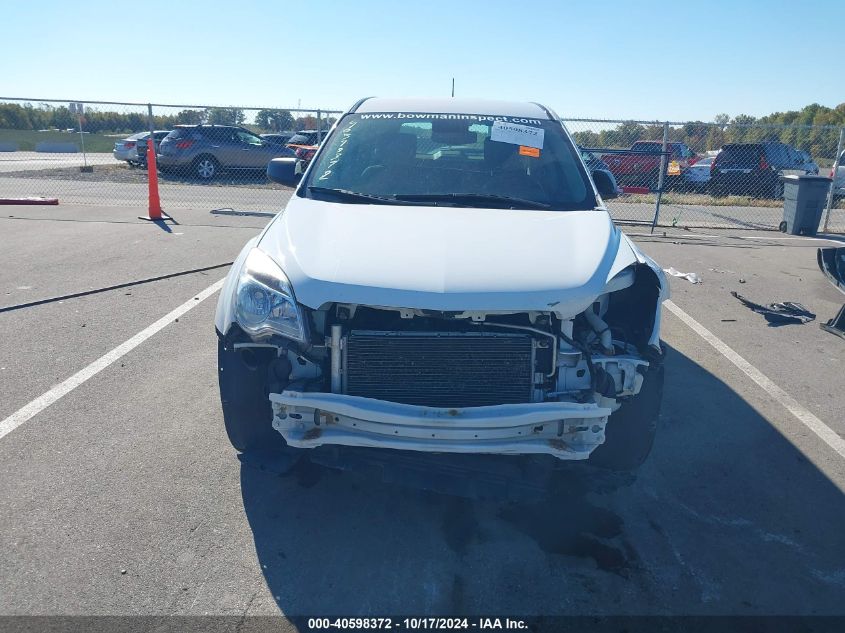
[257,196,640,317]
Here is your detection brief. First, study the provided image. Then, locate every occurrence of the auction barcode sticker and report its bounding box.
[490,121,544,149]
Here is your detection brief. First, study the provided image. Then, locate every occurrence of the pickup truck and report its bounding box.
[602,141,698,190]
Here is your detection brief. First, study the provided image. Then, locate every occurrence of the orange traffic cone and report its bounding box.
[139,137,171,222]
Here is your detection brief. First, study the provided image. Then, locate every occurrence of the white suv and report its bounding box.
[215,97,668,485]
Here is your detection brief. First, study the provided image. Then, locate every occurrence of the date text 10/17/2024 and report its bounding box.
[306,618,529,630]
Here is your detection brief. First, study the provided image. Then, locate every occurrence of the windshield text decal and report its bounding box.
[360,112,543,125]
[317,120,357,181]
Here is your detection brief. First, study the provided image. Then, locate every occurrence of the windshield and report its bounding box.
[303,112,594,211]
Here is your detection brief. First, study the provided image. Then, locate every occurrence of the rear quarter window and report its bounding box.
[765,144,790,166]
[166,128,192,139]
[720,145,761,165]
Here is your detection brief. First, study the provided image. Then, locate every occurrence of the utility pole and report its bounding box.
[451,78,455,98]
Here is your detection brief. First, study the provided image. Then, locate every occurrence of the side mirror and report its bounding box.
[267,157,302,186]
[592,169,619,199]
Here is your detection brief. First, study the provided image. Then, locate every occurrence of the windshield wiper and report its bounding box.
[307,186,409,205]
[394,193,551,210]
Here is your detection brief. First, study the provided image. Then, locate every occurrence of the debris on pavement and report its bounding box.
[664,267,702,284]
[731,292,816,326]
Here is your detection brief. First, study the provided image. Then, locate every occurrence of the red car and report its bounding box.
[603,141,698,190]
[286,130,328,166]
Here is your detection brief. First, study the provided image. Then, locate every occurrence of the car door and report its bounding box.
[234,129,274,168]
[216,128,250,168]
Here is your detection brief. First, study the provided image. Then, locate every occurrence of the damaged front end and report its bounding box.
[220,255,666,463]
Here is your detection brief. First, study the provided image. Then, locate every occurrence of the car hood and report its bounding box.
[258,196,642,317]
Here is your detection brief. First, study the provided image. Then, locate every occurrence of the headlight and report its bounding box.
[234,248,305,342]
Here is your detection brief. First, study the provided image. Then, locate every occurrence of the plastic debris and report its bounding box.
[663,267,702,284]
[731,291,816,326]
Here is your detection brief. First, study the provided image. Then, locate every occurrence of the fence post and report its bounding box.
[822,127,844,233]
[650,122,670,234]
[316,109,322,143]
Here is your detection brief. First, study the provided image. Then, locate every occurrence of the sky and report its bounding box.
[1,0,842,122]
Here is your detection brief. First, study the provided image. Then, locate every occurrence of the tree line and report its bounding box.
[571,102,845,160]
[0,102,334,134]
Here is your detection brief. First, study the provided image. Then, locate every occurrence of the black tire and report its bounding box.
[193,155,219,181]
[218,338,288,452]
[771,178,784,200]
[589,361,664,471]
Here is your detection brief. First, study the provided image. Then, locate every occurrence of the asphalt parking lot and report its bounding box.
[1,200,845,619]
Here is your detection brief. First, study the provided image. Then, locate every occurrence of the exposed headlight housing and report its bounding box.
[234,248,306,342]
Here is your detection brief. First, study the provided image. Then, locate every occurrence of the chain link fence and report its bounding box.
[0,97,341,212]
[565,118,845,233]
[1,98,843,233]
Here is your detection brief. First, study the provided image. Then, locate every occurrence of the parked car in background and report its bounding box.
[682,155,714,191]
[602,141,698,190]
[286,129,330,166]
[113,132,147,166]
[798,150,819,175]
[261,132,295,146]
[710,142,812,198]
[285,130,327,149]
[114,131,171,167]
[157,125,295,180]
[136,131,171,167]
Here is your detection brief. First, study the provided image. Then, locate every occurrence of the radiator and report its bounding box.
[343,330,534,408]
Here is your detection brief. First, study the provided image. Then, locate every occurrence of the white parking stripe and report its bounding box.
[665,299,845,460]
[0,279,225,442]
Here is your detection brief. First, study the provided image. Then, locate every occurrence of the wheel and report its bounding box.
[779,221,788,233]
[589,360,664,471]
[218,338,289,452]
[193,155,219,180]
[771,179,784,200]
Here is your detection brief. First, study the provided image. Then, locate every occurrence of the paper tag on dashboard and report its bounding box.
[490,121,544,149]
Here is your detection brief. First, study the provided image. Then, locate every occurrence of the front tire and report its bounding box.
[218,338,287,452]
[590,360,664,471]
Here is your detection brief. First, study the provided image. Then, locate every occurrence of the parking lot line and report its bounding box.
[665,299,845,460]
[0,278,225,442]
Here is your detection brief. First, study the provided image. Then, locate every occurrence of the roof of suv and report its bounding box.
[172,124,243,129]
[354,97,552,120]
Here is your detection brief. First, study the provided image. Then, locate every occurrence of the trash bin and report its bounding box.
[779,174,832,236]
